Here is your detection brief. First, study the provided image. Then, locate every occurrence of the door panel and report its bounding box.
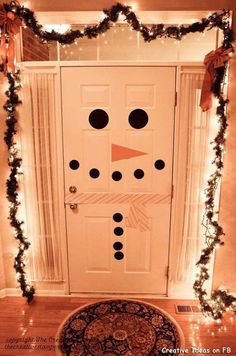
[61,66,176,294]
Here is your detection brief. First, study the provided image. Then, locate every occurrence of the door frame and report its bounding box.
[20,60,215,298]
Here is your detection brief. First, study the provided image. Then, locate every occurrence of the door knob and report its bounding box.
[70,203,78,210]
[69,186,77,193]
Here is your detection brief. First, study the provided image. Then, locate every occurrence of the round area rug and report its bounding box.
[56,299,184,356]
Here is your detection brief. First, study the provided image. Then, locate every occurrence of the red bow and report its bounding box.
[0,6,22,73]
[200,46,233,112]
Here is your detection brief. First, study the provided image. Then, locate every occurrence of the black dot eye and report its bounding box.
[134,169,144,179]
[112,171,122,181]
[114,252,124,260]
[114,227,124,236]
[69,160,80,170]
[89,168,100,178]
[154,160,165,170]
[128,109,148,129]
[113,242,123,250]
[89,109,109,129]
[113,213,123,222]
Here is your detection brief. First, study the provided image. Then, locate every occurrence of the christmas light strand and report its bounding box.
[193,65,236,319]
[3,1,234,46]
[0,1,235,313]
[0,63,35,303]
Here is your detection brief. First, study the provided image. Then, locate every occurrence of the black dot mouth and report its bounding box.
[154,160,165,170]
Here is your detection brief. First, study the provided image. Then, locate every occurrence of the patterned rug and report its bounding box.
[56,299,184,356]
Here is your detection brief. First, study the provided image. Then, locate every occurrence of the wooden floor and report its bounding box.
[0,296,235,355]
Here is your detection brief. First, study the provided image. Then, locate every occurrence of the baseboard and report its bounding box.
[0,289,6,298]
[1,288,236,299]
[0,288,196,299]
[4,288,21,296]
[35,289,66,296]
[1,288,66,297]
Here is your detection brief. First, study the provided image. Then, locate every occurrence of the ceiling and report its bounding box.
[1,0,235,11]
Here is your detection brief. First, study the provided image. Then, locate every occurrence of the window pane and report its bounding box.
[179,28,217,61]
[99,26,139,60]
[59,25,97,60]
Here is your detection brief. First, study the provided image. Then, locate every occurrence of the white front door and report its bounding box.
[61,66,176,294]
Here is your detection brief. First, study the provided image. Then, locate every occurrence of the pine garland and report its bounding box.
[0,63,35,303]
[3,2,234,47]
[193,65,236,319]
[0,1,235,314]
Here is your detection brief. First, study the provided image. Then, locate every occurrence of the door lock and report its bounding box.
[70,203,78,210]
[69,186,77,193]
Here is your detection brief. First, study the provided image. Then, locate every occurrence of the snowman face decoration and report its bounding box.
[69,108,165,181]
[67,107,167,260]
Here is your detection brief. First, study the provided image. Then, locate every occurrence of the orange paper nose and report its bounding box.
[112,144,147,162]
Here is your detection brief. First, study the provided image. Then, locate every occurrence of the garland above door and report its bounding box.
[0,1,235,319]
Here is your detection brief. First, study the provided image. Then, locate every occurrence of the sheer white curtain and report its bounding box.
[20,72,63,281]
[175,71,214,284]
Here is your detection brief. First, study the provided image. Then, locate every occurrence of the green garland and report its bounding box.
[3,1,234,46]
[0,1,235,316]
[0,63,35,302]
[193,75,236,319]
